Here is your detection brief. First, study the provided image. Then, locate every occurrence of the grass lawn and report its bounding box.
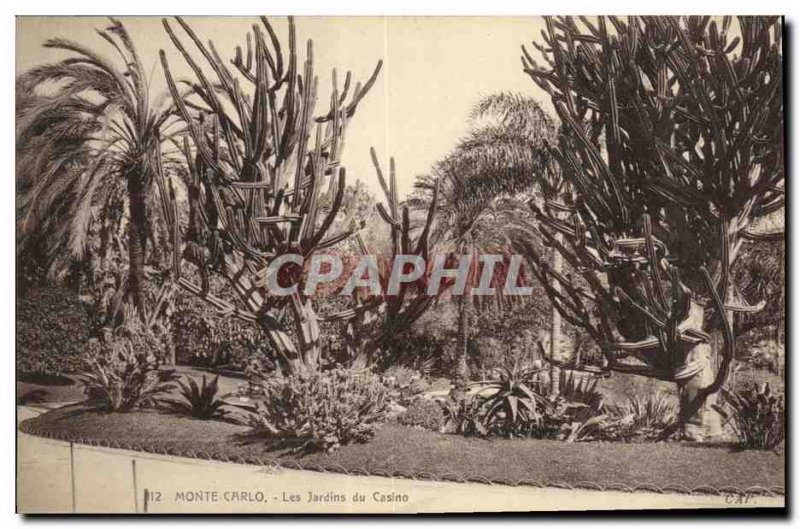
[21,405,784,495]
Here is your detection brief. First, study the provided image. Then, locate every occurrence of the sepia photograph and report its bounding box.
[13,11,786,515]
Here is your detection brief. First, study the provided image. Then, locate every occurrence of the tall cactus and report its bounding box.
[156,16,383,374]
[519,16,783,439]
[334,148,439,367]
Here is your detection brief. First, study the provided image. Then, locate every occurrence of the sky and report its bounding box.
[16,16,552,203]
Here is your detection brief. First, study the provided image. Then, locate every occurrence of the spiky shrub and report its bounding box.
[717,383,784,450]
[518,16,784,440]
[548,370,605,408]
[625,394,677,430]
[165,374,228,420]
[442,393,486,437]
[444,367,609,440]
[542,370,610,442]
[604,393,677,442]
[248,368,388,453]
[78,338,177,412]
[524,368,609,441]
[474,366,552,438]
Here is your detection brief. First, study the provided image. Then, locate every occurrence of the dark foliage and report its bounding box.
[734,237,785,336]
[397,398,446,432]
[16,287,93,378]
[716,383,785,450]
[171,292,273,369]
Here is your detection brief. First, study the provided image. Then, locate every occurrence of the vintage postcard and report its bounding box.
[15,15,785,514]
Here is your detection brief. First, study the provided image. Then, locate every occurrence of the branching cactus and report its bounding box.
[330,148,439,367]
[519,16,783,440]
[156,16,383,374]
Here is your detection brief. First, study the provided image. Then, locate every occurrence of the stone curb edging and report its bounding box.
[18,420,785,499]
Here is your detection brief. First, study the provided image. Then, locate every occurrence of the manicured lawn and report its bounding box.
[21,405,784,494]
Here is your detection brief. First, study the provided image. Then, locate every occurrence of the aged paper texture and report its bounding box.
[16,15,785,514]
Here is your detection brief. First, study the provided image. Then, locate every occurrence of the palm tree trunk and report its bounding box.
[127,179,148,322]
[454,290,472,386]
[549,231,564,396]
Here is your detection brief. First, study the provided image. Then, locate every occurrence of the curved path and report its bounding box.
[17,405,784,514]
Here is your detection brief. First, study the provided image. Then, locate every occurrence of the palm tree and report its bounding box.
[16,88,105,284]
[16,18,181,323]
[413,93,559,385]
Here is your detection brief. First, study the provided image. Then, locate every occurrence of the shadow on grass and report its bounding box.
[676,439,784,455]
[17,388,49,405]
[230,430,316,456]
[33,403,96,422]
[17,372,77,386]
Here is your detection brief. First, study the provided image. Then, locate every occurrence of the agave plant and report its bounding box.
[561,412,610,443]
[526,368,609,442]
[601,393,677,442]
[165,374,229,420]
[473,366,551,437]
[556,370,604,408]
[441,393,487,437]
[624,394,677,430]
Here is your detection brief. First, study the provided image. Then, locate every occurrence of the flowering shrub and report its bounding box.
[381,366,432,406]
[248,368,388,453]
[381,365,419,389]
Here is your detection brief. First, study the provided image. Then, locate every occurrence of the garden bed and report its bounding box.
[20,405,784,496]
